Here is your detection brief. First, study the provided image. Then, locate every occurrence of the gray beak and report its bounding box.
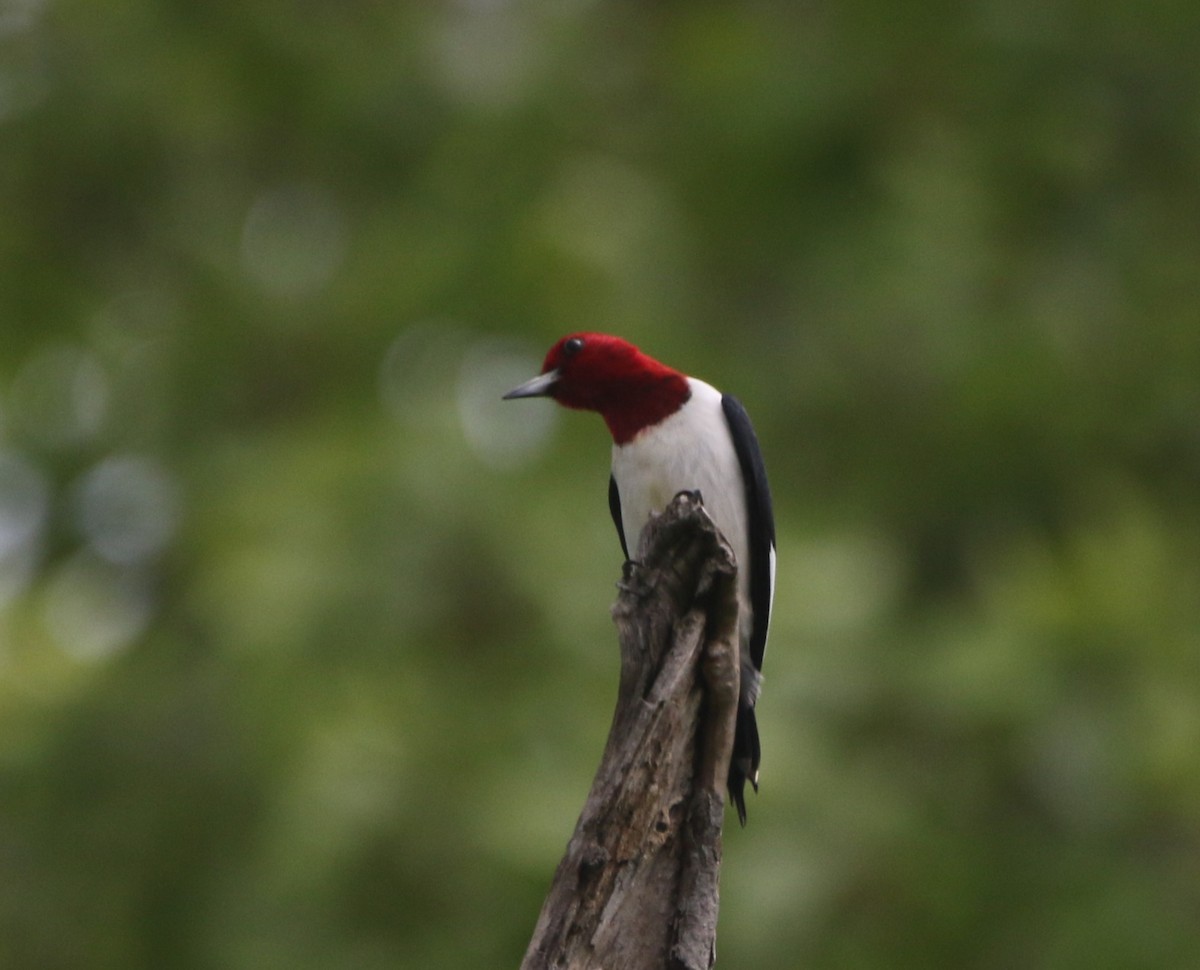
[503,369,560,400]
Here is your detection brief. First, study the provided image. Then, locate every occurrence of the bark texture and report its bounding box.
[521,491,741,970]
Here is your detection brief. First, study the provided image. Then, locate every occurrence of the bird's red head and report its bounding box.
[505,333,690,444]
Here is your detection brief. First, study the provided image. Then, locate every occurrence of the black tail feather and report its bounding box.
[727,703,761,826]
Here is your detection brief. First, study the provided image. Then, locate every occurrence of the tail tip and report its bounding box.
[728,766,753,827]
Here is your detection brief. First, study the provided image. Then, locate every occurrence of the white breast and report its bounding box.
[611,378,752,626]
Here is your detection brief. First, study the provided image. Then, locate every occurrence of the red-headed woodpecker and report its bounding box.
[504,333,776,825]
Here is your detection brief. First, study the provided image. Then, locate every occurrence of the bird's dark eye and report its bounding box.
[562,337,585,358]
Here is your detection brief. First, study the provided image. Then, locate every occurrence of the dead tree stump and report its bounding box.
[521,491,741,970]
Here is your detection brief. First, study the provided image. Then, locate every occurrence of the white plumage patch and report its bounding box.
[610,378,769,696]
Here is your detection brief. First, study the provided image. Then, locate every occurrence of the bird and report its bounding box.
[504,333,775,825]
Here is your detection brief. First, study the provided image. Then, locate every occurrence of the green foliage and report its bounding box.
[2,1,1199,967]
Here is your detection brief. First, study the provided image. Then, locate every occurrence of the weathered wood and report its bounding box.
[521,491,741,970]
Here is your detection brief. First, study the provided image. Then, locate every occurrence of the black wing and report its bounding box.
[721,394,775,672]
[722,394,775,824]
[608,474,629,560]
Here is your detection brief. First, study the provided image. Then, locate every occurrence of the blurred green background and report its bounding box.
[2,0,1199,967]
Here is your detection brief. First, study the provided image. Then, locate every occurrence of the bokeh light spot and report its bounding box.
[456,339,558,469]
[41,554,151,662]
[0,5,51,123]
[74,455,180,566]
[378,321,472,425]
[0,0,47,36]
[425,4,542,111]
[0,448,49,605]
[240,182,346,301]
[0,448,49,557]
